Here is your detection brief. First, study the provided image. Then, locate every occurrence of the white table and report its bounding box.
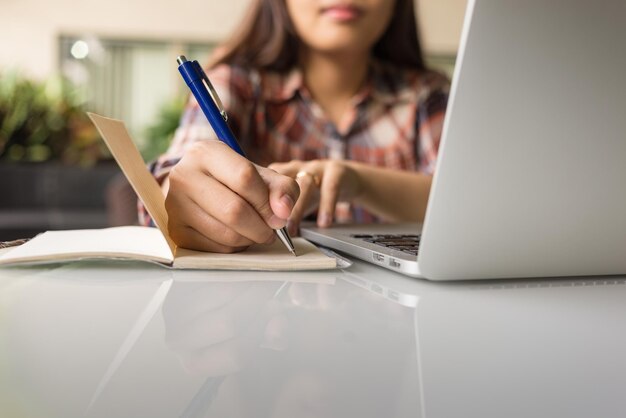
[1,259,625,418]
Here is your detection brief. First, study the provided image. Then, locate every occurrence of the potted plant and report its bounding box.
[0,71,119,240]
[0,71,108,165]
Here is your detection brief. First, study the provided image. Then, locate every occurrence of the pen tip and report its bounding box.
[290,249,297,257]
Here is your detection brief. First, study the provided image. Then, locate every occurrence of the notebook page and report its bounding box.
[0,226,173,265]
[86,113,337,271]
[173,238,336,270]
[87,113,176,255]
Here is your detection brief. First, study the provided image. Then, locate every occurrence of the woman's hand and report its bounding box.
[165,140,300,253]
[163,281,282,376]
[268,159,362,235]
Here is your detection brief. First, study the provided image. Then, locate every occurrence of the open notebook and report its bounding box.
[0,113,337,271]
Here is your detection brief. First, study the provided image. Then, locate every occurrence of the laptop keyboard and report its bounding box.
[351,234,421,256]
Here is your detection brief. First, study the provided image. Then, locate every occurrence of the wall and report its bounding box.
[0,0,467,79]
[0,0,250,78]
[420,0,468,54]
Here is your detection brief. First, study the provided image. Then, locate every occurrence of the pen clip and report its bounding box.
[194,62,228,122]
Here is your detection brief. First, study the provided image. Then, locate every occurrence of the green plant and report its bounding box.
[0,71,108,166]
[142,95,186,162]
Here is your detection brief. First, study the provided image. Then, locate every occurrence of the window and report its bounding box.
[59,35,215,151]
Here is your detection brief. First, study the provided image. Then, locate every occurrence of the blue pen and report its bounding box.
[176,55,297,256]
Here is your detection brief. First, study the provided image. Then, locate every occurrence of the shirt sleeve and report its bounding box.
[138,64,256,226]
[415,72,450,175]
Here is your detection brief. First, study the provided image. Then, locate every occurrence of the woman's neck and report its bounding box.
[300,49,371,129]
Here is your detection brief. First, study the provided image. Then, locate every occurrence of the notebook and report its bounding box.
[301,0,626,280]
[0,114,337,271]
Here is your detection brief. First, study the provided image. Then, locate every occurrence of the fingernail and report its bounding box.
[280,194,294,211]
[318,212,331,227]
[268,215,286,229]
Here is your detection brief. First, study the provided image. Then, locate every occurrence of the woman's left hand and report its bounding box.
[268,159,362,235]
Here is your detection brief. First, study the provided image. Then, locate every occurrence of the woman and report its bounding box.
[146,0,449,253]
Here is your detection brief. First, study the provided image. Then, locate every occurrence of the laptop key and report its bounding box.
[352,234,420,253]
[377,240,418,245]
[391,246,419,251]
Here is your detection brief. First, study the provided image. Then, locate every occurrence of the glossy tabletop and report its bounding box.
[1,259,625,418]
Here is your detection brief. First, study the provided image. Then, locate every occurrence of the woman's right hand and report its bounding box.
[164,140,300,253]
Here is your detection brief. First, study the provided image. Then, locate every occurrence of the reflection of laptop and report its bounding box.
[302,0,626,280]
[336,263,424,417]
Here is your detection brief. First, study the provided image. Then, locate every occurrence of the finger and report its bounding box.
[317,161,343,227]
[257,166,300,222]
[288,171,320,236]
[170,161,274,244]
[165,181,257,248]
[267,160,303,177]
[202,143,290,229]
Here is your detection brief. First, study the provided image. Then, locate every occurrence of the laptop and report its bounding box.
[301,0,626,280]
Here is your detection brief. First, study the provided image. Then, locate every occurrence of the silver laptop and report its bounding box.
[301,0,626,280]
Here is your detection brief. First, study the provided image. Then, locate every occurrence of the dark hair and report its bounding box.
[210,0,427,72]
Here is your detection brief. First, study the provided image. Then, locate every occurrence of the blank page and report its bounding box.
[173,237,337,270]
[87,113,176,255]
[0,226,173,266]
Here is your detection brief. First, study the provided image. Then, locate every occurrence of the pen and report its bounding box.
[176,55,297,256]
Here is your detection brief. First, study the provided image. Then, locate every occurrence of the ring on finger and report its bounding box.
[295,170,321,188]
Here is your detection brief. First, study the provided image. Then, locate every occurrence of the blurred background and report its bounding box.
[0,0,466,240]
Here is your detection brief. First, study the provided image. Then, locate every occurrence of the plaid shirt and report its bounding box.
[141,60,449,225]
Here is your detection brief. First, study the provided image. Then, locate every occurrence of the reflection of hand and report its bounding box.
[162,281,282,377]
[165,140,300,252]
[268,159,362,235]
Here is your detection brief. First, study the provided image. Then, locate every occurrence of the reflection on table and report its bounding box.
[1,260,625,417]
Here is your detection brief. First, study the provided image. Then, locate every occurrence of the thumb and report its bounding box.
[258,166,300,226]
